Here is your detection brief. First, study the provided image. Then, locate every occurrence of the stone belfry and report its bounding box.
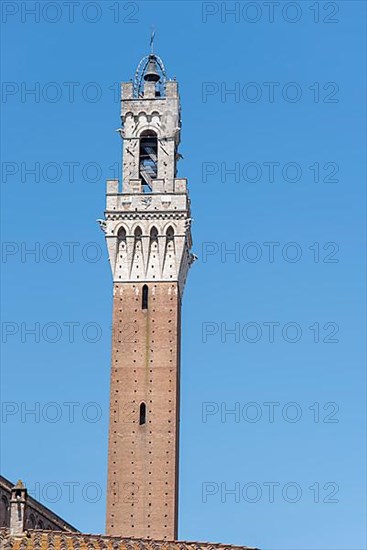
[102,52,194,540]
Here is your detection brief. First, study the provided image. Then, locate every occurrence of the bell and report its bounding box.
[144,56,160,83]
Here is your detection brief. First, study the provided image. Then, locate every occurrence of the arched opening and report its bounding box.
[117,226,126,241]
[142,284,148,310]
[134,226,142,239]
[25,513,35,529]
[139,130,158,192]
[139,402,146,425]
[150,226,158,241]
[166,226,174,240]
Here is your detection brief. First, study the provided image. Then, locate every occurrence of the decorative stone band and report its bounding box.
[104,213,189,222]
[101,196,194,294]
[103,223,194,294]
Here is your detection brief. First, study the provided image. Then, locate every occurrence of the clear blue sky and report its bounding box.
[1,2,366,549]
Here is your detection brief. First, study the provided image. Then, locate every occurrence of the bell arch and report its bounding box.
[139,130,158,192]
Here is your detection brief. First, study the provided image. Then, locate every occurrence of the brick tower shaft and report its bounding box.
[107,283,181,539]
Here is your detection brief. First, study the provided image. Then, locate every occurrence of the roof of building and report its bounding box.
[0,529,259,550]
[0,475,78,533]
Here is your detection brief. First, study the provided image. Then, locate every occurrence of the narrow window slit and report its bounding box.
[139,403,146,425]
[142,284,148,310]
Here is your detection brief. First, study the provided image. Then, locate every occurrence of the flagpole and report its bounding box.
[150,29,155,55]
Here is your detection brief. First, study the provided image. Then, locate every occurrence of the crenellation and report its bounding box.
[107,179,119,195]
[165,81,179,98]
[121,82,133,99]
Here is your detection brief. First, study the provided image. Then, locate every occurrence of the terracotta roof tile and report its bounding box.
[0,530,258,550]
